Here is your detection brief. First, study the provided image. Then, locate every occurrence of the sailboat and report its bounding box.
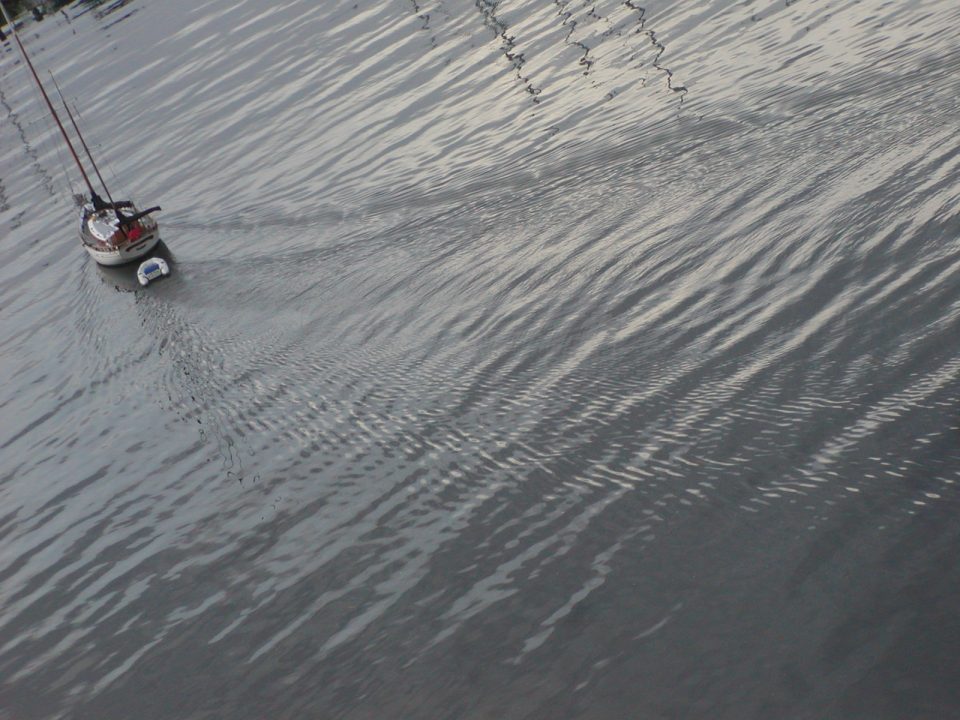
[0,1,161,266]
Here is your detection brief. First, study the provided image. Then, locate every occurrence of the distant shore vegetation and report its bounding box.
[3,0,75,26]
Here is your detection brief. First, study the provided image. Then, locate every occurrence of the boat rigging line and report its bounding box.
[49,71,118,210]
[0,0,96,198]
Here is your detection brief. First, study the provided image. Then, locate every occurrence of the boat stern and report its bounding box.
[80,204,162,265]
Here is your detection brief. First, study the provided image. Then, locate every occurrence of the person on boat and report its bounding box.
[90,192,132,213]
[91,192,109,211]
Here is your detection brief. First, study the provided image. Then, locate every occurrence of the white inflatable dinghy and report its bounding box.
[137,257,170,286]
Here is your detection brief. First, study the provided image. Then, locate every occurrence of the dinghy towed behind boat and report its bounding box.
[0,0,162,266]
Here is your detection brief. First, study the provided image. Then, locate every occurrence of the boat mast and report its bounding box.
[49,72,118,209]
[0,0,96,198]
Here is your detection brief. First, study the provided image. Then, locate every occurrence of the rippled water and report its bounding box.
[2,0,960,717]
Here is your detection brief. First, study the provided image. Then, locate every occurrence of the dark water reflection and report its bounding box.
[1,1,959,718]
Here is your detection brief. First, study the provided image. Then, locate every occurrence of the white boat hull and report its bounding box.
[83,231,161,265]
[79,203,161,266]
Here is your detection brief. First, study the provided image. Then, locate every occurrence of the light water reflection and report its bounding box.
[1,0,959,718]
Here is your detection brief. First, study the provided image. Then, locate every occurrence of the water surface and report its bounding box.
[2,1,960,718]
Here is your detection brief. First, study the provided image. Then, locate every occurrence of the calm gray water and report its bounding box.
[2,0,960,717]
